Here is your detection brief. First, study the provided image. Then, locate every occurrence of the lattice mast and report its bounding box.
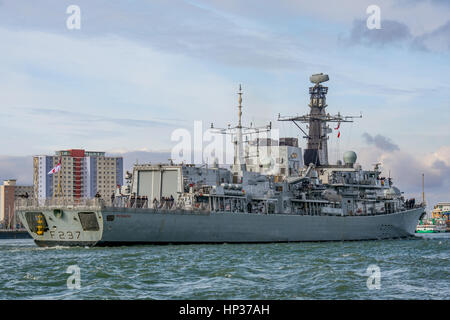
[278,73,361,167]
[236,84,244,170]
[211,85,271,181]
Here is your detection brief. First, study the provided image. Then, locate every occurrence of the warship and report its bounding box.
[16,73,426,247]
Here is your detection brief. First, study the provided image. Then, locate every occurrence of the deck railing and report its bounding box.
[14,197,210,212]
[15,197,426,216]
[15,198,103,210]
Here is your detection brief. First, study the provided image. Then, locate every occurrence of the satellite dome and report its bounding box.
[343,151,357,165]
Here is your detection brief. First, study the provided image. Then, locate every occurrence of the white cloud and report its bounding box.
[202,0,450,36]
[355,145,450,212]
[0,156,33,185]
[0,0,449,208]
[0,27,241,155]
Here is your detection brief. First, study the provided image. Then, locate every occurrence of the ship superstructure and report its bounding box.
[16,74,425,246]
[278,73,361,166]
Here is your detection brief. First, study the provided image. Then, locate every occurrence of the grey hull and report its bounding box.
[98,207,424,245]
[20,207,424,247]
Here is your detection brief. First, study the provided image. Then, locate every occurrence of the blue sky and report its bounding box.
[0,0,449,209]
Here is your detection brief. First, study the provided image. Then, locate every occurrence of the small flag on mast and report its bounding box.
[334,121,341,138]
[48,157,62,175]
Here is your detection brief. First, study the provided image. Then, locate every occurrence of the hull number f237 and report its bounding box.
[49,231,81,240]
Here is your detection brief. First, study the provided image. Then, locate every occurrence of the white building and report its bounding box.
[245,137,303,178]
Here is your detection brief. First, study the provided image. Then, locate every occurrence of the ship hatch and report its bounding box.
[25,212,48,233]
[78,212,100,231]
[53,209,63,218]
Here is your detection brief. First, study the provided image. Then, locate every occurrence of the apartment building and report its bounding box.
[34,149,123,199]
[0,179,33,227]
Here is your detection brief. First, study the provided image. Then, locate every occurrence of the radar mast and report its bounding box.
[278,73,361,167]
[211,85,271,182]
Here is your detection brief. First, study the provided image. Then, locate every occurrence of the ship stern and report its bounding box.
[16,199,104,247]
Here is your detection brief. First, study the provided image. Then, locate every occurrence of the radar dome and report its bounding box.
[343,151,357,166]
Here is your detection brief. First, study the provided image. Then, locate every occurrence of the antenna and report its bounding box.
[238,84,243,128]
[210,84,272,181]
[422,173,425,206]
[278,73,362,167]
[389,169,392,187]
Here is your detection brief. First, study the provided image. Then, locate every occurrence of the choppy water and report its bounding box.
[0,234,449,300]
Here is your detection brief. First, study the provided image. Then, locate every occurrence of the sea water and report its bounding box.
[0,234,448,299]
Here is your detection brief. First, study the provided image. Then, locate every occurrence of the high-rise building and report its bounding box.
[33,149,123,199]
[0,180,33,228]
